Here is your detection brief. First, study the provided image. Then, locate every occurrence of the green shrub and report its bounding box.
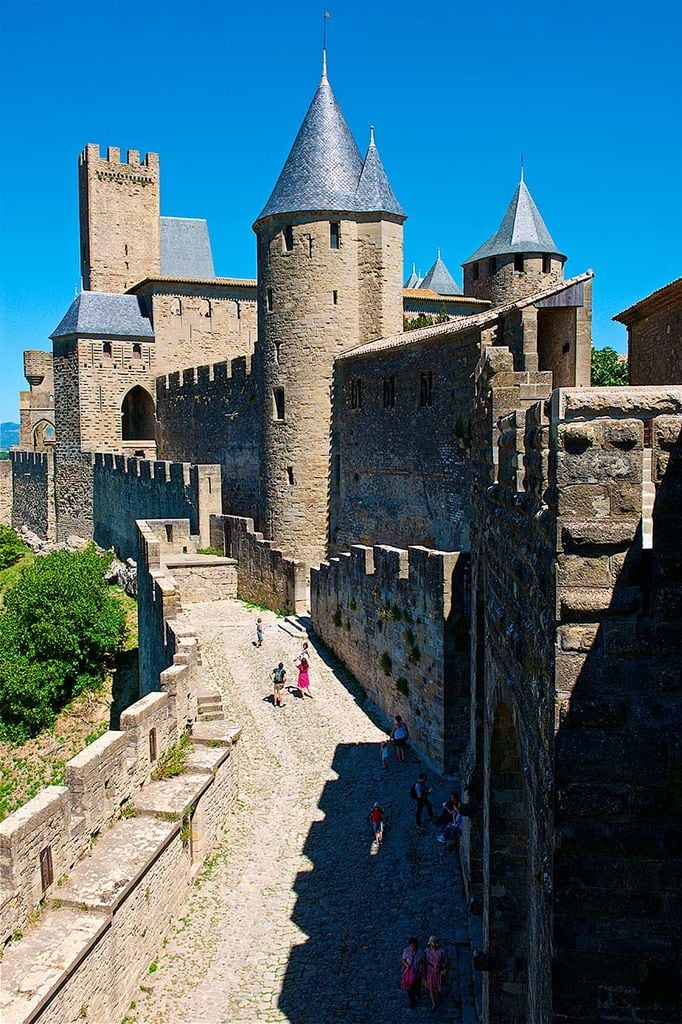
[0,546,126,741]
[151,733,189,781]
[396,676,409,697]
[0,526,27,572]
[380,652,392,676]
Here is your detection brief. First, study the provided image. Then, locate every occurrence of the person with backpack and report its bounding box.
[411,772,434,828]
[390,715,409,762]
[271,662,286,707]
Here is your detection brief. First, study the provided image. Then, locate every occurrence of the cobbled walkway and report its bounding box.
[133,600,474,1024]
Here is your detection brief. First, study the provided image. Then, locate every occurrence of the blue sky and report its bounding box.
[1,0,680,421]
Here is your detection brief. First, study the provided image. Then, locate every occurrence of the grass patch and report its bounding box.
[196,546,224,556]
[151,733,190,781]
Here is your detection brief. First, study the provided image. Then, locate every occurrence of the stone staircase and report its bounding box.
[642,447,655,549]
[197,688,225,722]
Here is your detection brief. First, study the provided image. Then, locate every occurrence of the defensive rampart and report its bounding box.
[156,356,259,520]
[9,450,55,540]
[0,460,11,526]
[93,453,221,559]
[210,513,308,615]
[311,544,470,771]
[0,518,241,1024]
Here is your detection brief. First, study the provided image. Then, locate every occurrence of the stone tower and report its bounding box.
[253,55,405,566]
[462,171,565,306]
[79,144,160,292]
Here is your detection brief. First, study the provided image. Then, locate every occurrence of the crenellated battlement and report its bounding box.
[79,142,159,174]
[93,451,192,485]
[157,354,253,394]
[10,448,50,468]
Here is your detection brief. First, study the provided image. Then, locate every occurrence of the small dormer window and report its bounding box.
[542,255,551,274]
[330,222,340,250]
[132,344,141,359]
[103,342,112,358]
[472,262,479,281]
[514,253,524,273]
[283,225,294,252]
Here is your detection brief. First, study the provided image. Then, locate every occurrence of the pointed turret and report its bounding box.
[405,263,419,289]
[355,126,405,218]
[419,249,462,296]
[462,173,566,305]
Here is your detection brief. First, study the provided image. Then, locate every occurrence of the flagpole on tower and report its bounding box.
[322,11,331,79]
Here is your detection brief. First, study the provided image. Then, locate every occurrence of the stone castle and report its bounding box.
[2,51,681,1023]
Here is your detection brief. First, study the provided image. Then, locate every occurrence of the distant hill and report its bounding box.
[0,422,20,449]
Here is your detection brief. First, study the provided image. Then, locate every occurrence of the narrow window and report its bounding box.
[267,288,273,312]
[333,290,338,305]
[273,387,285,420]
[472,262,479,281]
[124,243,128,256]
[199,299,211,318]
[149,728,157,762]
[103,342,112,358]
[287,466,295,485]
[282,225,294,252]
[236,300,241,320]
[165,524,173,543]
[419,371,433,408]
[40,846,54,893]
[351,378,362,409]
[383,375,396,408]
[170,297,182,316]
[488,257,496,275]
[132,344,142,359]
[330,222,340,250]
[274,341,281,365]
[542,255,551,274]
[308,235,314,257]
[514,253,524,272]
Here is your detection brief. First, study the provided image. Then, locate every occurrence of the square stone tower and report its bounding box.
[79,144,160,292]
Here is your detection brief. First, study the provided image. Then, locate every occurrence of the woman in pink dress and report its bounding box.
[425,936,446,1010]
[296,656,311,698]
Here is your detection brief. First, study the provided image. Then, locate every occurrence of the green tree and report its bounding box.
[0,546,126,740]
[591,346,628,386]
[0,526,27,571]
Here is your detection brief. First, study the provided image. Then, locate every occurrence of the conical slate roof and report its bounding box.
[255,60,404,224]
[420,250,462,295]
[463,174,565,264]
[405,263,419,288]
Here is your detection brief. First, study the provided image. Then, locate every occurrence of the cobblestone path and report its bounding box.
[134,600,474,1024]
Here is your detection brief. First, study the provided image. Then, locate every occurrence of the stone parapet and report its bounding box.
[9,448,55,540]
[311,543,470,771]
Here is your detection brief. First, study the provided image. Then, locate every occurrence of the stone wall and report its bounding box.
[463,253,565,306]
[10,449,55,540]
[311,544,470,771]
[210,513,308,615]
[54,449,94,541]
[465,351,682,1023]
[20,348,54,450]
[156,356,259,520]
[0,460,11,526]
[618,279,682,385]
[331,325,481,554]
[92,454,221,559]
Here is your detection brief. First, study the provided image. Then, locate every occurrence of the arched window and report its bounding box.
[103,342,113,358]
[121,386,155,440]
[32,420,55,450]
[132,344,142,359]
[170,297,182,317]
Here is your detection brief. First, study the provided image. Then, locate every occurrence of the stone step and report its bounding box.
[198,711,224,722]
[198,699,223,711]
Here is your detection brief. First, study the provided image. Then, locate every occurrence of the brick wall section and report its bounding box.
[10,449,55,539]
[623,287,682,385]
[0,725,240,1024]
[210,513,308,614]
[466,355,682,1023]
[0,460,12,526]
[92,454,221,558]
[156,356,260,519]
[330,325,481,554]
[311,544,470,771]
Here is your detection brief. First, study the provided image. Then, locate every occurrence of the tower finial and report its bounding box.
[520,152,524,182]
[322,11,331,80]
[437,246,441,259]
[369,124,375,146]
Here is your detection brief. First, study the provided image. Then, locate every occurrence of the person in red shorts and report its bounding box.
[369,802,384,844]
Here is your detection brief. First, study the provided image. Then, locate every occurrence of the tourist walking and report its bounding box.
[412,772,434,828]
[401,937,425,1008]
[255,618,264,647]
[296,654,312,698]
[271,662,286,707]
[425,936,447,1010]
[390,715,409,762]
[369,802,384,845]
[380,737,390,770]
[298,641,311,663]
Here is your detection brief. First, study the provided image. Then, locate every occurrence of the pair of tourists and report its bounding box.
[270,643,313,707]
[401,936,447,1010]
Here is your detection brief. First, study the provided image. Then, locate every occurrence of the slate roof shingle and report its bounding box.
[160,217,215,279]
[464,176,565,265]
[51,292,154,340]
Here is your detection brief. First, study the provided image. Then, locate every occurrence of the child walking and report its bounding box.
[380,738,390,770]
[255,618,264,647]
[369,802,384,844]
